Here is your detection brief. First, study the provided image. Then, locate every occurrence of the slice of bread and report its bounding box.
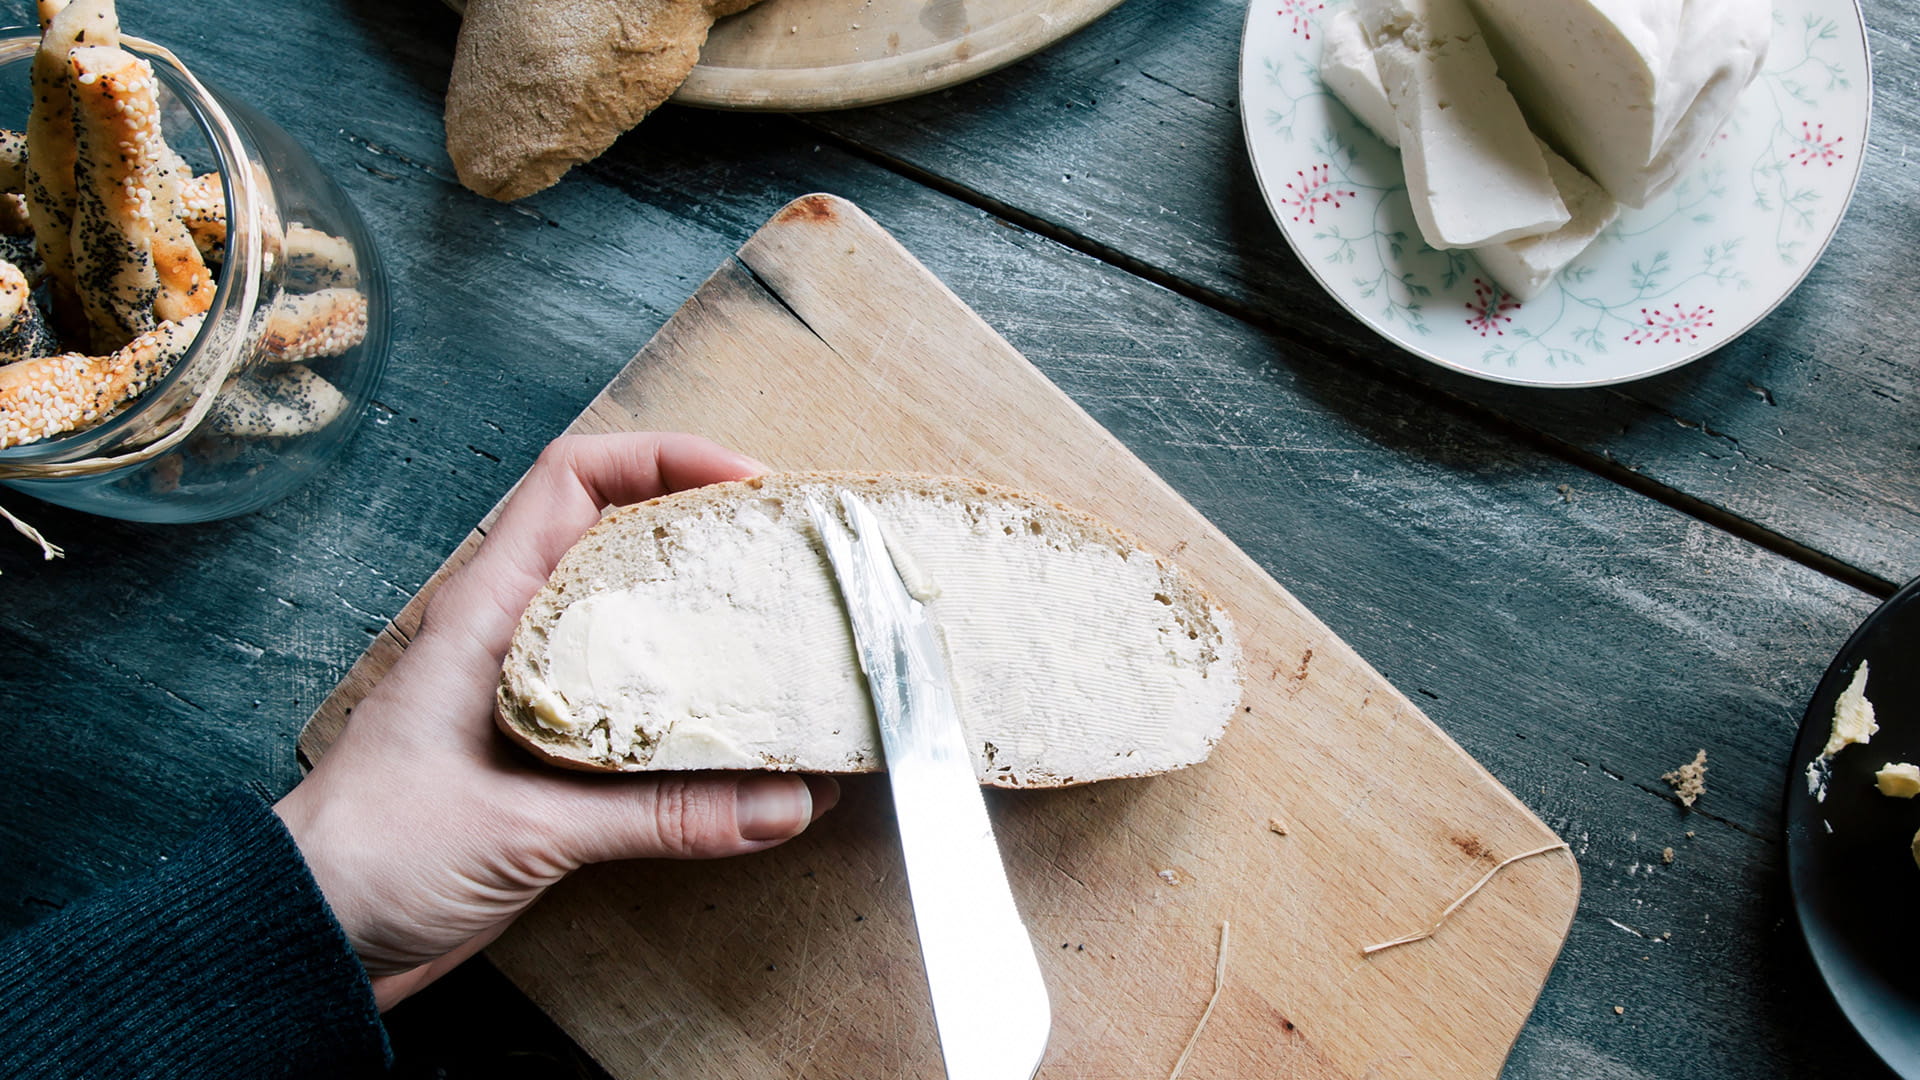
[497,472,1242,787]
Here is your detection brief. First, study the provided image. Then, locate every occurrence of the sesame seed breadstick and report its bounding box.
[256,288,368,364]
[178,171,224,261]
[26,0,118,324]
[0,261,57,364]
[0,314,199,448]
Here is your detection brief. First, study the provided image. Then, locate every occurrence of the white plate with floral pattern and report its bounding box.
[1239,0,1872,388]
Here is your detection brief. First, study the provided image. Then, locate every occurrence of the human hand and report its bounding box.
[274,433,839,1010]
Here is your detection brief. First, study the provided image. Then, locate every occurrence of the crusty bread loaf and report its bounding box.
[497,472,1243,787]
[445,0,765,202]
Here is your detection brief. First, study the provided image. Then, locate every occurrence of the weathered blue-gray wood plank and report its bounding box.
[800,0,1920,591]
[0,0,1902,1077]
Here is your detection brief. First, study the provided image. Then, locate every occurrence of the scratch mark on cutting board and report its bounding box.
[734,255,838,356]
[778,875,825,1071]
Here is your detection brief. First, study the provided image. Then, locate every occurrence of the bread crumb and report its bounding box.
[1662,847,1674,865]
[1266,817,1288,836]
[1663,750,1707,807]
[1685,830,1695,839]
[1613,1006,1625,1015]
[1661,931,1672,940]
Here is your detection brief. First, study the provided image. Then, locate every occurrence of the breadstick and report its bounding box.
[178,171,224,260]
[256,288,367,364]
[0,234,44,287]
[0,194,32,237]
[283,224,359,290]
[68,45,212,350]
[0,261,55,364]
[208,363,347,438]
[0,315,199,448]
[0,130,25,194]
[25,0,119,320]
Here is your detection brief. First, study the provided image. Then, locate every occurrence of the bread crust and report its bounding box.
[444,0,766,201]
[496,471,1242,787]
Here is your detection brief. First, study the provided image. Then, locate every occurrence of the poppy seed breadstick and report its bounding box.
[0,234,45,287]
[0,314,199,448]
[69,45,212,347]
[0,130,25,194]
[26,0,119,323]
[256,288,367,364]
[0,261,55,364]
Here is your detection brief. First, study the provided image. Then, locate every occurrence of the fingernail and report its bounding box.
[736,775,812,841]
[726,449,771,477]
[807,776,841,821]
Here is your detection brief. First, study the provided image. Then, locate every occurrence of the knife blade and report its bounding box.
[806,490,1051,1080]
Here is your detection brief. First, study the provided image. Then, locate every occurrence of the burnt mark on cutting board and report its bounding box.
[1452,834,1494,862]
[775,193,838,226]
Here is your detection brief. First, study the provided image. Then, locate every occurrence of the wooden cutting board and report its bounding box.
[300,194,1578,1079]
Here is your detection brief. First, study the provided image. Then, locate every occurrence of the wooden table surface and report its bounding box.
[0,0,1912,1077]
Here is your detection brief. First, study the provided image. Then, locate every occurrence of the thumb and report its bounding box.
[540,773,841,866]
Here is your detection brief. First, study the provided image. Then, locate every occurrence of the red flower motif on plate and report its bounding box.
[1465,279,1520,337]
[1625,303,1715,345]
[1280,163,1355,225]
[1279,0,1325,38]
[1788,121,1845,167]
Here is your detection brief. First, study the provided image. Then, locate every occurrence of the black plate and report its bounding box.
[1788,576,1920,1076]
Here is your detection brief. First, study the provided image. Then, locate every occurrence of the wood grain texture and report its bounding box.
[0,0,1898,1076]
[303,195,1578,1079]
[798,0,1920,589]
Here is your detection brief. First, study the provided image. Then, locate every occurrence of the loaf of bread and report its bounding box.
[445,0,765,202]
[497,473,1244,787]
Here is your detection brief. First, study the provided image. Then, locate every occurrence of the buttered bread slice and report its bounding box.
[497,473,1243,787]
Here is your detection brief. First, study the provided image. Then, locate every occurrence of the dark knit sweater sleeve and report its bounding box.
[0,790,390,1078]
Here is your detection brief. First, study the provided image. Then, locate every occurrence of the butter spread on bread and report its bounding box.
[497,473,1243,787]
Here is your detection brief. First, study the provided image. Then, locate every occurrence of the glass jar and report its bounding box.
[0,33,389,523]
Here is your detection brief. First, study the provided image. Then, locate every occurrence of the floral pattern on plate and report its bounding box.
[1238,0,1872,387]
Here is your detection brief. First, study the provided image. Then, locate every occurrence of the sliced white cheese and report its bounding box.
[1473,144,1620,300]
[1355,0,1568,248]
[1320,19,1619,300]
[1320,10,1398,147]
[1465,0,1770,208]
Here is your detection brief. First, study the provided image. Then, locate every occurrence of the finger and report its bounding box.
[540,772,831,867]
[422,432,765,672]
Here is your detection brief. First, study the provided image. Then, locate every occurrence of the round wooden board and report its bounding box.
[438,0,1126,111]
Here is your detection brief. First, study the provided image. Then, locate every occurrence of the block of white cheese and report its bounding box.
[498,473,1244,788]
[1474,145,1621,300]
[1464,0,1770,208]
[1320,10,1400,147]
[1321,11,1620,300]
[1353,0,1569,248]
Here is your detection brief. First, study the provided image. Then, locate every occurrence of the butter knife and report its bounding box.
[806,490,1051,1080]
